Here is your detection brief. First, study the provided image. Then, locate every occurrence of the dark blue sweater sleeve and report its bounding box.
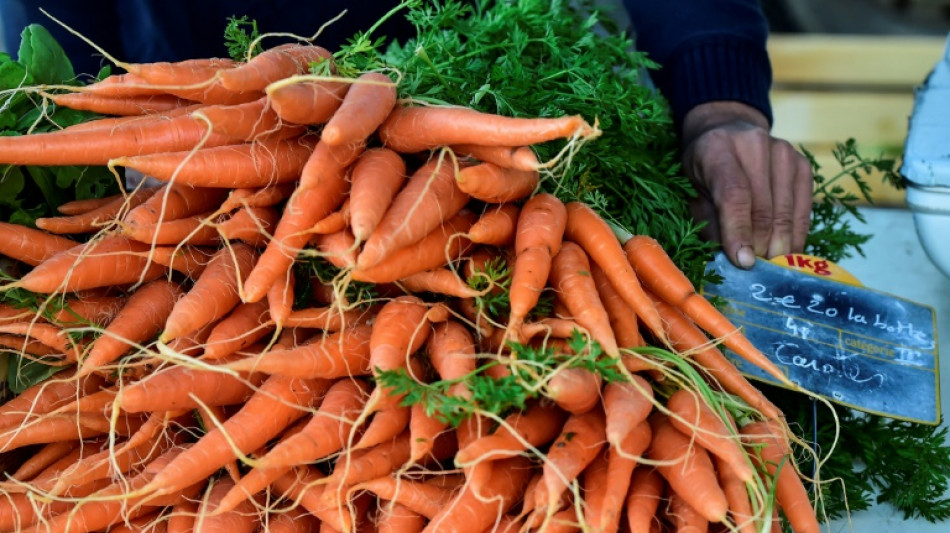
[622,0,773,128]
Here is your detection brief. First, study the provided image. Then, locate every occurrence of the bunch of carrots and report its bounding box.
[0,38,824,533]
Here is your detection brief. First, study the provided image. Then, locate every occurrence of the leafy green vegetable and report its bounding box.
[17,24,75,86]
[378,331,620,426]
[5,353,67,395]
[223,15,263,61]
[770,388,950,523]
[804,139,902,263]
[378,0,716,284]
[0,24,118,227]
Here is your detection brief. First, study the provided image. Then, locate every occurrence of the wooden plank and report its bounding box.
[768,34,945,87]
[771,90,913,147]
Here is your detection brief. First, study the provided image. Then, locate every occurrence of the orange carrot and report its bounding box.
[520,317,585,341]
[357,156,470,270]
[314,228,358,269]
[118,361,265,413]
[0,411,144,452]
[589,261,644,350]
[124,183,229,227]
[195,478,261,533]
[669,490,710,533]
[48,293,126,327]
[379,105,598,154]
[398,268,481,298]
[0,370,103,428]
[242,139,361,302]
[647,293,782,420]
[423,456,533,533]
[193,97,305,141]
[123,212,221,245]
[140,375,330,496]
[408,402,450,463]
[0,477,112,532]
[202,300,273,360]
[455,403,567,466]
[78,278,183,376]
[456,162,539,203]
[564,203,666,344]
[647,413,729,523]
[666,388,754,483]
[366,297,432,408]
[102,511,167,533]
[507,193,567,337]
[428,320,477,397]
[357,476,456,519]
[575,448,610,529]
[350,209,477,284]
[125,57,261,105]
[283,306,369,330]
[356,403,411,450]
[220,44,332,92]
[546,367,602,415]
[217,205,280,247]
[166,499,198,533]
[140,244,215,279]
[10,439,77,480]
[535,407,606,513]
[217,378,371,512]
[56,195,117,215]
[590,420,653,533]
[348,148,407,242]
[0,113,238,167]
[716,453,758,533]
[35,187,157,235]
[321,72,397,146]
[0,322,84,361]
[48,92,191,115]
[467,203,520,246]
[267,79,350,125]
[603,376,655,448]
[451,144,540,172]
[81,72,171,97]
[220,182,296,212]
[320,431,416,518]
[0,222,76,267]
[549,240,619,356]
[740,421,820,533]
[377,503,427,533]
[270,464,330,515]
[624,235,792,387]
[0,333,59,356]
[223,325,373,379]
[268,268,296,328]
[111,134,318,188]
[266,505,320,533]
[307,200,349,236]
[161,243,258,342]
[626,467,665,533]
[43,410,185,495]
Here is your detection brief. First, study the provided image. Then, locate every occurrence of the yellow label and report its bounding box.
[768,253,863,286]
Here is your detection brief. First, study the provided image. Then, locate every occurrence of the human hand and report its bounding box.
[680,101,814,269]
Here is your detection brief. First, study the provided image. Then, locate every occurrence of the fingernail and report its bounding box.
[737,246,756,269]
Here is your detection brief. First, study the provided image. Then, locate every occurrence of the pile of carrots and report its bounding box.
[0,41,823,533]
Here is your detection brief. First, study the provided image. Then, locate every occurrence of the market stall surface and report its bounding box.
[830,205,950,533]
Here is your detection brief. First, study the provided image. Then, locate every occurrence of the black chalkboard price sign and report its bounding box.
[702,252,940,425]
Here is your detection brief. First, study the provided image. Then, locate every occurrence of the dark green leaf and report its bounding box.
[17,24,75,85]
[6,353,68,394]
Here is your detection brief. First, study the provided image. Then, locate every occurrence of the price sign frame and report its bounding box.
[702,252,941,425]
